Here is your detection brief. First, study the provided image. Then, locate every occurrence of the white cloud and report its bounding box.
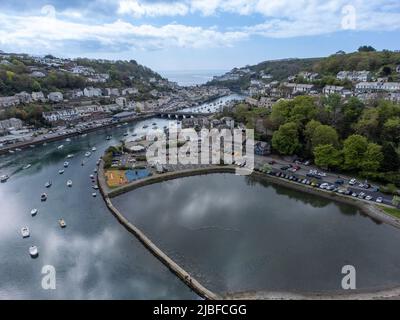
[0,11,248,53]
[118,0,189,17]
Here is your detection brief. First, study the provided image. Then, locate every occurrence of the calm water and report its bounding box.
[113,174,400,295]
[0,95,240,299]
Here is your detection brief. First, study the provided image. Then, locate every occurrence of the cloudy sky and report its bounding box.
[0,0,399,71]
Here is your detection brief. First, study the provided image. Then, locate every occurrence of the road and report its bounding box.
[253,155,395,206]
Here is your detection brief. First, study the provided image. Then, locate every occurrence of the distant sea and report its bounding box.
[158,70,228,86]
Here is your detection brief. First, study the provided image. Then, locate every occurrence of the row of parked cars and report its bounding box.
[266,171,384,203]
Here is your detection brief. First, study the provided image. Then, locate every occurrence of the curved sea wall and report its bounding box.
[98,163,400,300]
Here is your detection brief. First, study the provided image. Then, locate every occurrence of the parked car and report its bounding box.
[376,197,383,203]
[335,179,345,185]
[349,178,357,185]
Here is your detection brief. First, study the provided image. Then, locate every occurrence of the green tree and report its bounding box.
[342,135,369,170]
[381,143,400,172]
[314,144,343,169]
[382,117,400,144]
[360,143,383,172]
[272,122,301,155]
[311,125,340,150]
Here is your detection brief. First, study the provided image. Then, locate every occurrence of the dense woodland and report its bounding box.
[225,95,400,189]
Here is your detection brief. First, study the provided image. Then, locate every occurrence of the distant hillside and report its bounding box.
[208,50,400,90]
[0,53,162,96]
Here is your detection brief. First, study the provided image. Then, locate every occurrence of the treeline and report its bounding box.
[268,95,400,186]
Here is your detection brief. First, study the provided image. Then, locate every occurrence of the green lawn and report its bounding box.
[379,206,400,219]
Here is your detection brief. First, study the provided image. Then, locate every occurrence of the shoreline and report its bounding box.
[0,113,155,156]
[98,164,400,300]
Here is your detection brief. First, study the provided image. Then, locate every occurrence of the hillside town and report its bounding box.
[0,51,230,147]
[213,65,400,109]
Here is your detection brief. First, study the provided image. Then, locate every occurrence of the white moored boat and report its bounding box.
[45,181,52,188]
[66,154,74,159]
[92,147,97,152]
[57,145,64,150]
[85,152,91,157]
[92,192,97,197]
[0,175,9,183]
[40,193,47,201]
[23,164,32,170]
[59,219,66,228]
[21,227,30,238]
[29,246,38,258]
[31,208,38,216]
[67,180,73,187]
[63,161,69,168]
[59,169,65,174]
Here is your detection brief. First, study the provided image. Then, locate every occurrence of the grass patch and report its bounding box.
[379,206,400,219]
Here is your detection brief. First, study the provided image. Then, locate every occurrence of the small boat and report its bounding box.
[67,180,72,187]
[58,219,66,228]
[81,161,85,166]
[93,168,98,173]
[92,147,97,152]
[81,133,87,137]
[31,208,38,216]
[106,136,112,140]
[45,181,52,188]
[92,185,99,190]
[152,122,157,126]
[21,227,30,238]
[90,174,94,179]
[58,169,65,174]
[43,142,47,146]
[92,192,97,197]
[8,150,15,154]
[29,145,35,148]
[29,246,38,258]
[63,161,69,168]
[143,125,148,129]
[66,154,74,159]
[96,160,100,166]
[66,138,71,142]
[0,175,9,183]
[23,164,32,170]
[85,152,91,157]
[15,148,22,152]
[40,193,47,201]
[57,145,64,150]
[123,132,129,137]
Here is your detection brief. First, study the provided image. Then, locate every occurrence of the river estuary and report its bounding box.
[1,94,400,298]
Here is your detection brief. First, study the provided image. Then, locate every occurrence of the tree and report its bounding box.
[314,144,343,169]
[311,125,340,150]
[272,122,301,155]
[382,117,400,144]
[342,135,368,170]
[358,45,376,52]
[270,99,292,129]
[289,96,318,125]
[381,143,400,172]
[360,143,383,172]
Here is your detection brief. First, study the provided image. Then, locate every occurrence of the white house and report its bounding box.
[323,85,345,95]
[0,96,20,108]
[83,87,102,98]
[115,97,127,107]
[48,92,63,103]
[121,88,139,95]
[337,71,371,82]
[15,92,32,104]
[356,82,400,92]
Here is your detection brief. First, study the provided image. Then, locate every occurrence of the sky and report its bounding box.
[0,0,400,72]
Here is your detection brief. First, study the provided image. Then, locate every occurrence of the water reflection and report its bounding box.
[113,174,400,294]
